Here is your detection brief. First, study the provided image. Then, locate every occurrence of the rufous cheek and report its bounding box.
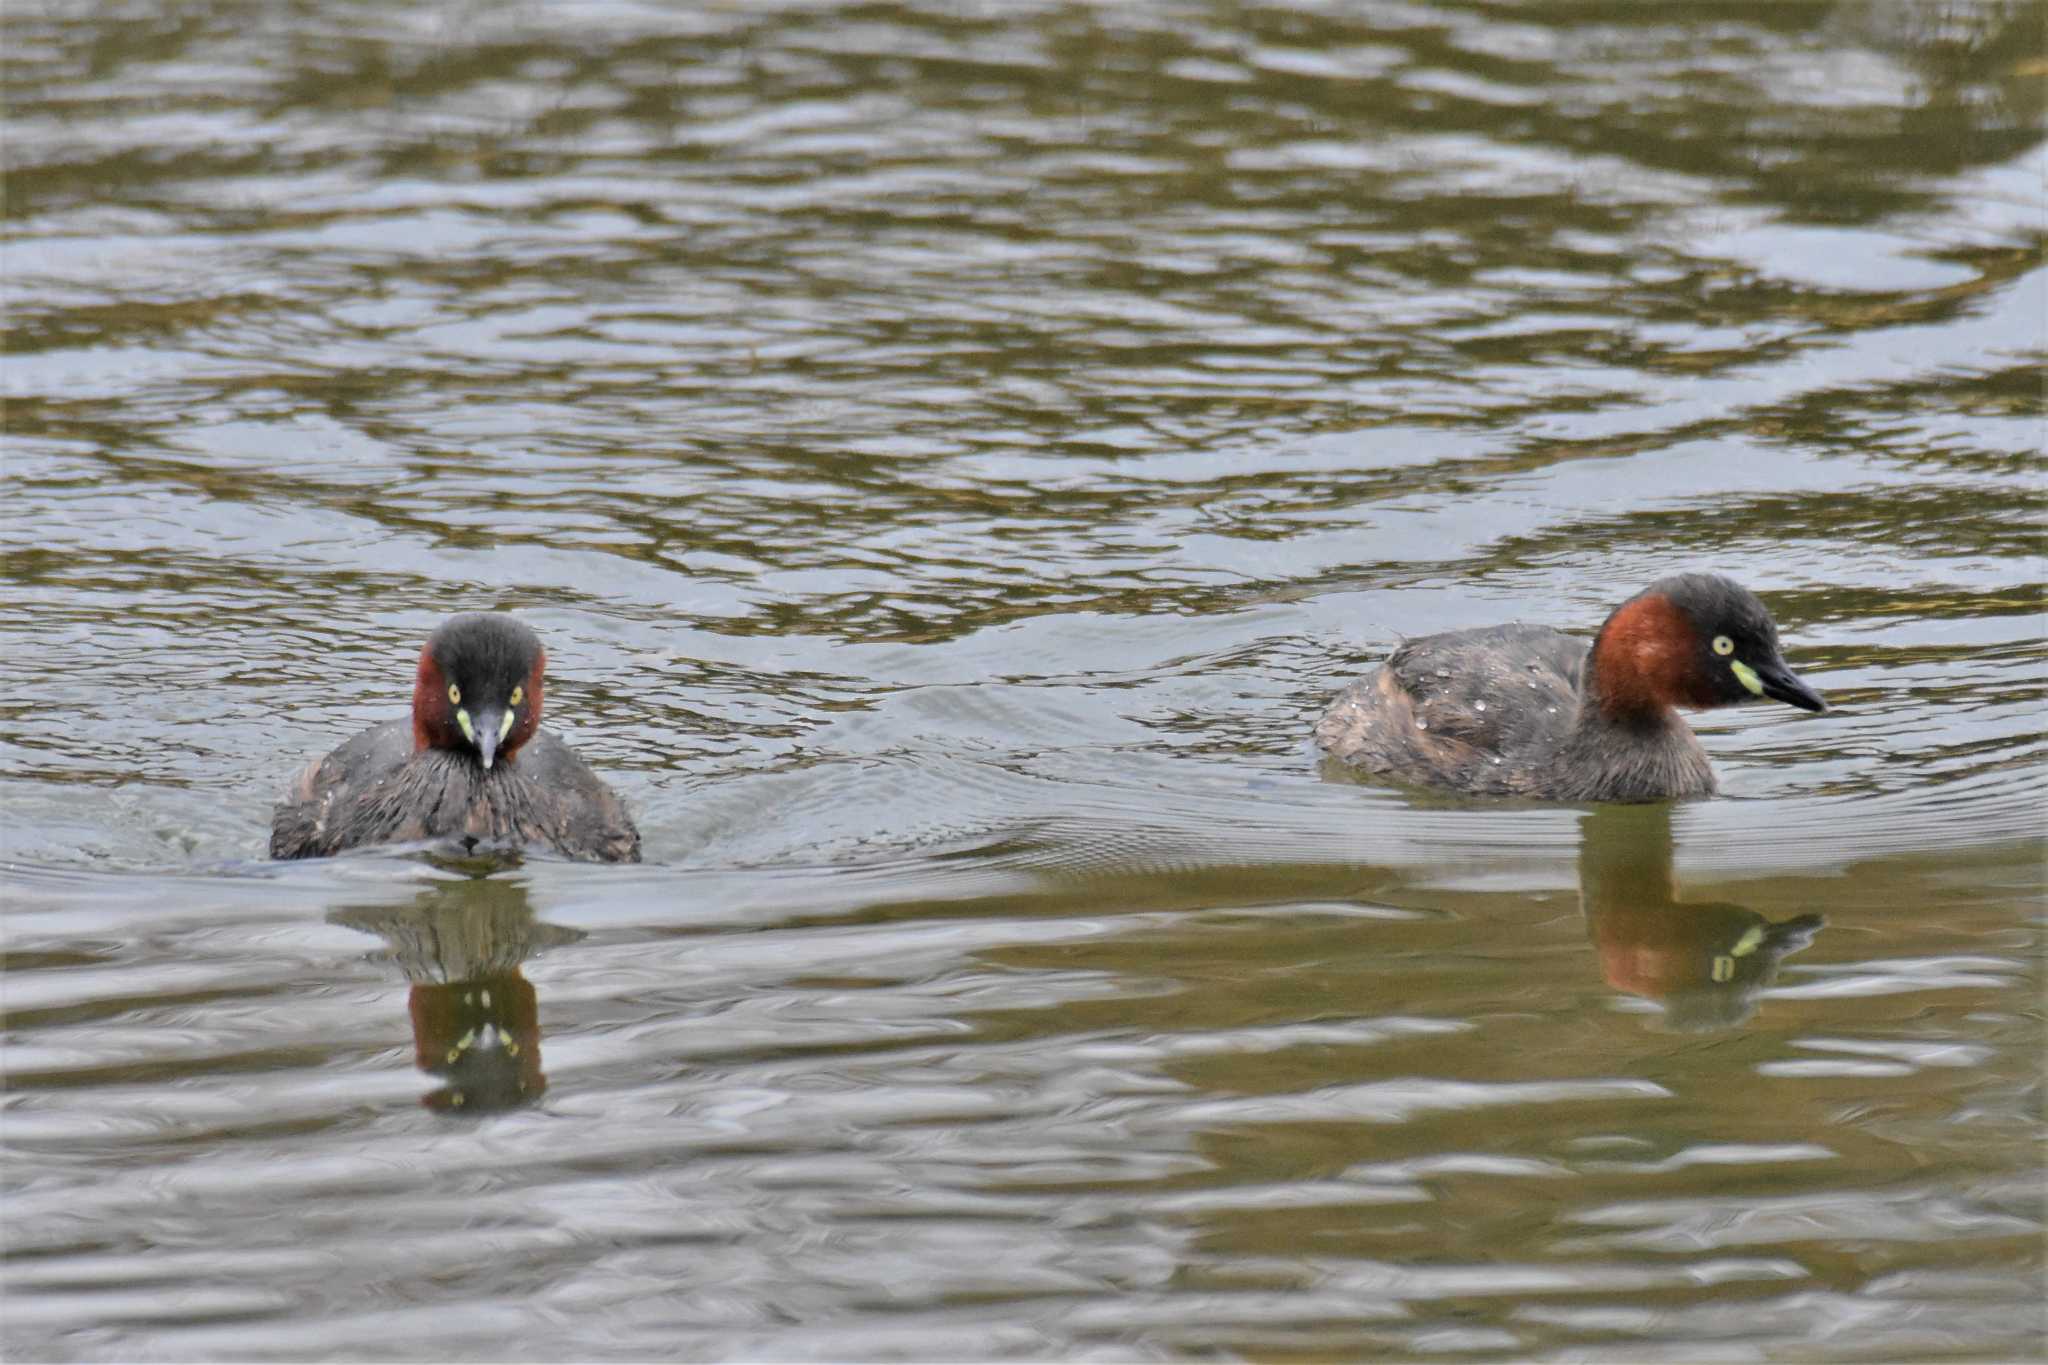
[503,650,547,759]
[410,648,475,752]
[412,650,446,752]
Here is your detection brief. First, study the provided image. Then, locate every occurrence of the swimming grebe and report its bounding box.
[1314,574,1827,801]
[271,614,641,861]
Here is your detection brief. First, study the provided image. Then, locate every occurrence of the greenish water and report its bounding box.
[3,2,2043,1360]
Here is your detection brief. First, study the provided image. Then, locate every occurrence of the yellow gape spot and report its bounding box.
[497,709,516,741]
[454,709,477,742]
[1730,659,1765,696]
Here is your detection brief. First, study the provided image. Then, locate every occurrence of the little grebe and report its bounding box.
[1314,573,1827,801]
[271,614,641,862]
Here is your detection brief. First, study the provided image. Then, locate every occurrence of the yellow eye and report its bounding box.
[447,683,462,704]
[1712,635,1734,656]
[509,685,524,707]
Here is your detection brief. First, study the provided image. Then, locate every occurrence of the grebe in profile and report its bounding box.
[1315,574,1826,802]
[271,614,639,862]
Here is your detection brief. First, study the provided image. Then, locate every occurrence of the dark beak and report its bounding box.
[473,708,506,769]
[1756,658,1827,714]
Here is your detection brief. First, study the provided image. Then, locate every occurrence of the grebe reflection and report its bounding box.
[331,871,584,1113]
[1578,805,1824,1031]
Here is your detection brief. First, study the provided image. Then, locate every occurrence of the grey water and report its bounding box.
[4,2,2043,1360]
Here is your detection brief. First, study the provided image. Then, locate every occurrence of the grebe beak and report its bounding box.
[1753,658,1827,714]
[473,708,507,769]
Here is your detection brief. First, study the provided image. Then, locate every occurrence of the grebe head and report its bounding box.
[410,614,547,770]
[1587,574,1827,720]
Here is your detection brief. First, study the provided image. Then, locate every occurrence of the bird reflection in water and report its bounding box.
[329,868,584,1113]
[1579,805,1824,1031]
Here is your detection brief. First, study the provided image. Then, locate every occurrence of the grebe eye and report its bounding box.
[509,685,524,707]
[447,683,462,704]
[1711,635,1734,656]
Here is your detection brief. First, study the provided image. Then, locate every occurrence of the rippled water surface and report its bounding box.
[4,2,2044,1360]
